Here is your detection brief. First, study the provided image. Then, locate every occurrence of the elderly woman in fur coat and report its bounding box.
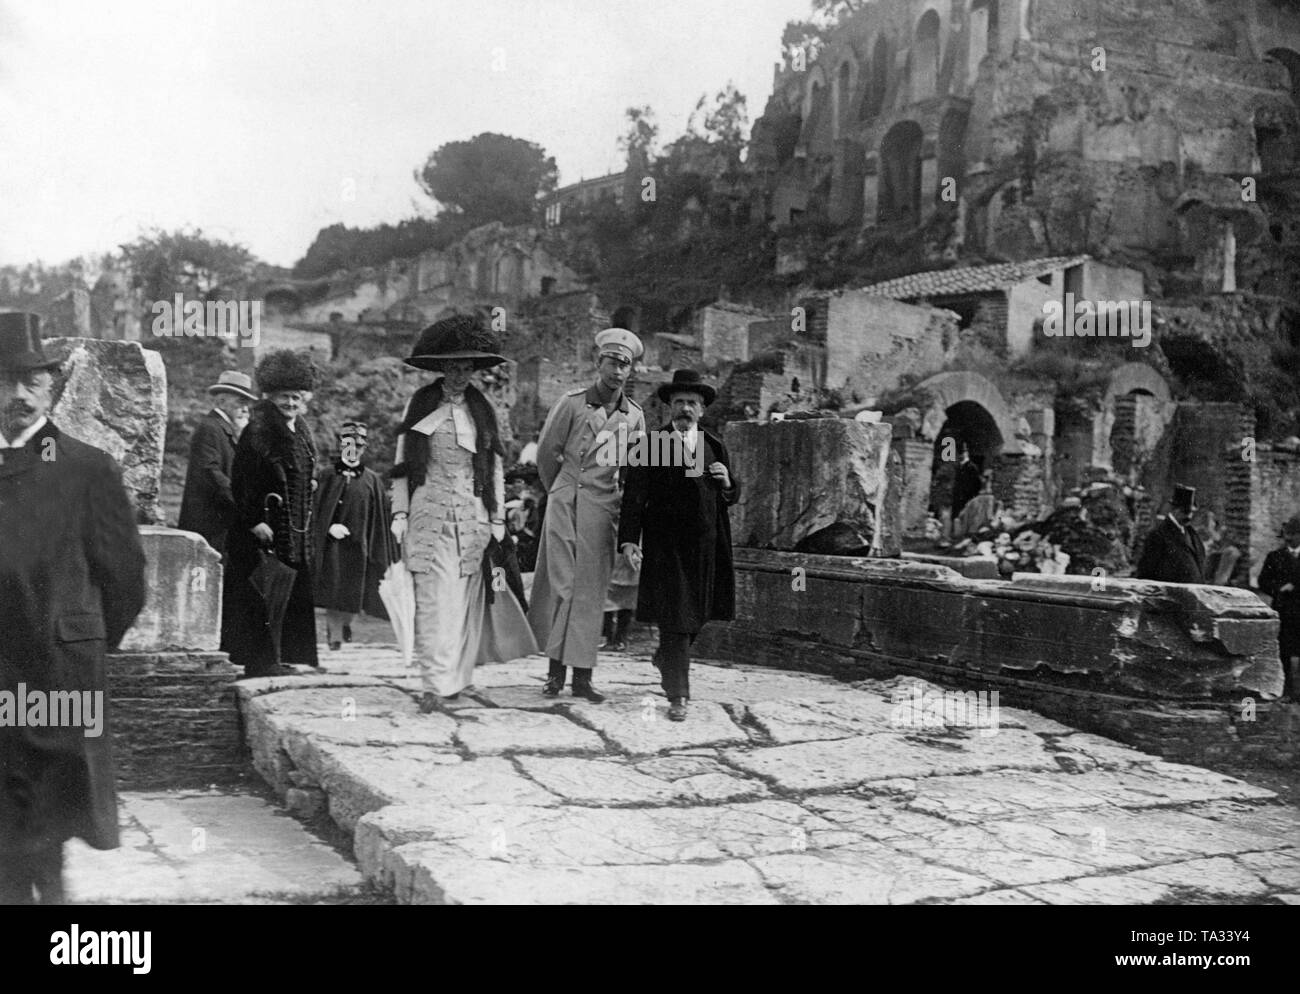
[224,350,320,677]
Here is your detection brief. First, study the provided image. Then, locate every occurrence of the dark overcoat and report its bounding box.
[0,421,146,856]
[1134,516,1206,584]
[312,463,392,618]
[223,401,318,669]
[617,427,740,634]
[1257,546,1300,660]
[177,410,238,555]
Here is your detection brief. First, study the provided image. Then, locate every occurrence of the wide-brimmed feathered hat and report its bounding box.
[405,314,507,371]
[255,349,317,394]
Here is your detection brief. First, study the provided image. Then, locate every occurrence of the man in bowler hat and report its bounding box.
[0,312,147,902]
[618,369,740,722]
[178,370,258,559]
[530,328,646,702]
[1135,484,1206,584]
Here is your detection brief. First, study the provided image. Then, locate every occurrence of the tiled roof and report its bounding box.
[860,256,1092,300]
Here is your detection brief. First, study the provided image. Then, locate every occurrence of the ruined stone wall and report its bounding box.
[1248,445,1300,584]
[697,303,773,365]
[825,292,953,403]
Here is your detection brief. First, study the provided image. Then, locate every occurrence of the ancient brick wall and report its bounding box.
[1248,446,1300,584]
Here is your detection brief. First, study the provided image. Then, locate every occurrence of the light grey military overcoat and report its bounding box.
[528,384,645,668]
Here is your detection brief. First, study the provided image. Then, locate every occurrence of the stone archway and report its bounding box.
[1094,363,1173,482]
[916,371,1020,452]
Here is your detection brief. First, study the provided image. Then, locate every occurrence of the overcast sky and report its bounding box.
[0,0,810,269]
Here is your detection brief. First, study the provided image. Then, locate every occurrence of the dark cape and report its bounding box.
[1257,546,1300,661]
[1134,516,1206,584]
[617,427,740,634]
[223,401,318,670]
[0,421,146,855]
[312,462,393,618]
[177,409,238,555]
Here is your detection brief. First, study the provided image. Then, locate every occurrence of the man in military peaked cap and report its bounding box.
[0,312,147,903]
[529,327,646,701]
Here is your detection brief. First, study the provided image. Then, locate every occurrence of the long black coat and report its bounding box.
[0,421,146,856]
[312,463,392,618]
[223,402,318,669]
[1135,516,1206,584]
[1257,546,1300,660]
[617,428,740,634]
[177,410,237,555]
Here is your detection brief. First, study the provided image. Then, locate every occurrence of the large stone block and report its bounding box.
[716,549,1284,700]
[47,337,167,524]
[727,418,901,556]
[119,527,222,652]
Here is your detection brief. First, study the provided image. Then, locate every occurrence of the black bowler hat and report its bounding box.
[1170,484,1197,514]
[406,314,507,371]
[657,369,716,406]
[0,312,61,372]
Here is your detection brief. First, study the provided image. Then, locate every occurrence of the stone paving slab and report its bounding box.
[236,642,1300,905]
[455,709,606,755]
[389,853,779,905]
[65,791,364,904]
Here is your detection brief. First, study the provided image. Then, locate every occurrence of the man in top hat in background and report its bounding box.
[618,369,739,721]
[0,312,147,902]
[178,370,258,560]
[1256,515,1300,700]
[1135,484,1206,584]
[530,327,646,702]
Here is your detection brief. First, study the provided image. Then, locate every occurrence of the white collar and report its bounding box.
[0,415,48,449]
[212,407,234,427]
[411,402,477,453]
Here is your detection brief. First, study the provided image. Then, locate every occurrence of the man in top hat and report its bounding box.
[1256,515,1300,700]
[618,369,740,721]
[178,370,258,559]
[1135,484,1206,584]
[530,327,646,701]
[0,312,147,902]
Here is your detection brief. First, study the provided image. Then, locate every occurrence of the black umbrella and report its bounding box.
[250,495,298,666]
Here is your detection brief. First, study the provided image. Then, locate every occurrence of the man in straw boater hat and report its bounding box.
[1256,514,1300,700]
[0,312,146,902]
[618,369,739,722]
[390,315,536,711]
[225,349,320,677]
[530,327,647,701]
[178,370,259,560]
[1135,483,1206,585]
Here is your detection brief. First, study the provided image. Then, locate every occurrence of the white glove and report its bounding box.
[391,516,408,544]
[491,523,506,542]
[328,523,350,540]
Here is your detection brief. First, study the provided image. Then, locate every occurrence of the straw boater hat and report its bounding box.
[0,312,60,372]
[207,371,258,402]
[405,314,507,371]
[657,368,716,406]
[255,350,317,394]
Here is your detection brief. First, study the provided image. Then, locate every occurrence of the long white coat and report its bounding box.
[528,384,645,668]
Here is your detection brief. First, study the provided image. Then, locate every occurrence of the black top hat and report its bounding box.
[0,312,61,372]
[656,369,716,406]
[1170,484,1197,513]
[406,314,507,371]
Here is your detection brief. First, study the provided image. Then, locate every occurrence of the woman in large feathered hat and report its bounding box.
[389,315,537,712]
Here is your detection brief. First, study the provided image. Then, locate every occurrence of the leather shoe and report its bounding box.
[342,624,352,643]
[571,669,606,703]
[668,698,688,722]
[328,641,341,651]
[542,659,566,697]
[418,692,439,714]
